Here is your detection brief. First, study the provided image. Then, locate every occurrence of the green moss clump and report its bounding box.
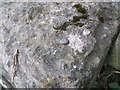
[73,3,82,8]
[53,3,88,30]
[53,21,71,30]
[77,7,86,14]
[73,4,87,14]
[72,22,84,27]
[79,14,88,19]
[72,16,81,22]
[72,14,88,22]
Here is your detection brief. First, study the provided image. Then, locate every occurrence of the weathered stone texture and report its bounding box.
[0,2,119,88]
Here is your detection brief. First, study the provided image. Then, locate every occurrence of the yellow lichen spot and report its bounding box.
[46,78,51,83]
[43,77,55,86]
[43,78,52,86]
[63,75,69,79]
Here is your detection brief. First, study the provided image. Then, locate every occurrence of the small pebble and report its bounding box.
[60,37,69,45]
[83,29,90,35]
[104,27,108,30]
[73,65,77,69]
[103,34,107,37]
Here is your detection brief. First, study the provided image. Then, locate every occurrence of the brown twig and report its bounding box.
[13,49,19,67]
[112,71,120,74]
[12,49,19,85]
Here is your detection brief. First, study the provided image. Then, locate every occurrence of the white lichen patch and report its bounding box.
[68,34,86,53]
[68,34,96,56]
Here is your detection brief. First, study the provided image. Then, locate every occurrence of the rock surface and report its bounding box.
[0,2,119,88]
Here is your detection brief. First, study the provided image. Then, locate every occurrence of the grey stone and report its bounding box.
[60,37,69,45]
[0,2,119,88]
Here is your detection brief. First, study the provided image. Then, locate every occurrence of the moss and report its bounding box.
[72,16,81,22]
[53,3,88,30]
[53,21,71,30]
[72,14,88,22]
[77,7,87,14]
[79,14,88,19]
[72,22,84,27]
[73,3,87,14]
[73,3,82,9]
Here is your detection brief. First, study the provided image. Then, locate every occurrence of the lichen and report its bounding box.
[68,34,86,53]
[71,22,84,27]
